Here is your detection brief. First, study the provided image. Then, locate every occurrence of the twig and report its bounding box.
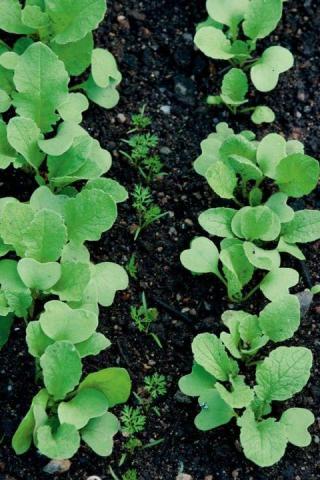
[149,295,192,323]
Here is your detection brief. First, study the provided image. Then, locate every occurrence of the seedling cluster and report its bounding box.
[195,0,294,122]
[0,0,131,462]
[181,2,320,464]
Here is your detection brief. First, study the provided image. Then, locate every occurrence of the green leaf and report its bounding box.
[51,261,91,302]
[199,208,236,238]
[0,89,11,113]
[47,135,111,187]
[206,0,249,27]
[255,346,313,402]
[231,206,281,242]
[76,332,110,358]
[46,0,106,44]
[12,388,49,455]
[259,295,300,342]
[21,5,50,29]
[216,375,254,408]
[179,364,216,397]
[281,210,320,244]
[57,93,89,123]
[260,268,299,301]
[192,333,239,381]
[40,341,82,400]
[38,121,85,156]
[0,0,35,34]
[220,244,254,300]
[0,313,14,349]
[205,161,237,199]
[83,75,120,109]
[13,42,69,133]
[0,260,32,317]
[280,408,314,447]
[92,48,121,88]
[194,26,234,60]
[30,186,69,217]
[256,133,286,178]
[243,0,283,40]
[58,388,108,429]
[220,134,256,163]
[0,121,17,169]
[226,155,262,182]
[26,321,53,357]
[85,178,128,203]
[65,189,117,244]
[81,412,119,456]
[251,106,275,125]
[37,423,80,460]
[61,242,90,264]
[79,368,131,408]
[180,237,220,275]
[220,68,248,106]
[287,139,304,155]
[40,300,98,343]
[239,409,287,467]
[265,192,294,223]
[24,209,67,262]
[277,237,305,260]
[251,46,294,92]
[86,263,128,307]
[243,242,280,270]
[275,154,319,198]
[18,258,61,290]
[50,33,93,76]
[7,117,45,169]
[195,389,234,430]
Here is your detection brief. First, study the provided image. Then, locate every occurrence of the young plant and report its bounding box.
[126,254,138,280]
[122,469,138,480]
[0,1,121,110]
[0,181,128,344]
[194,0,294,122]
[121,406,146,436]
[181,123,320,302]
[0,42,123,188]
[131,185,166,240]
[122,107,165,181]
[144,373,167,400]
[13,358,131,459]
[179,296,314,467]
[130,292,161,346]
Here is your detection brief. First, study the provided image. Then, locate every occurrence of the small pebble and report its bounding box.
[43,460,71,474]
[117,113,126,123]
[160,105,171,114]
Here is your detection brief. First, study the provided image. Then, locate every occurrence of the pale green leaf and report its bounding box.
[255,346,313,402]
[40,340,82,400]
[26,321,53,357]
[37,423,80,460]
[194,26,234,60]
[85,178,128,203]
[206,0,249,27]
[86,263,128,307]
[281,210,320,244]
[243,242,280,270]
[251,106,275,124]
[195,389,234,430]
[50,33,93,76]
[216,375,254,408]
[58,388,108,429]
[277,237,305,260]
[243,0,283,40]
[275,153,319,198]
[179,364,216,397]
[265,192,294,223]
[260,268,299,301]
[0,0,35,34]
[18,258,61,290]
[7,117,44,169]
[205,161,237,199]
[84,75,120,109]
[180,237,220,275]
[40,300,98,344]
[220,68,248,106]
[13,42,69,133]
[280,408,314,447]
[51,261,91,302]
[76,332,110,358]
[256,133,286,178]
[65,189,117,244]
[199,207,236,238]
[79,368,131,408]
[81,412,119,456]
[259,294,300,341]
[192,333,239,381]
[46,0,106,44]
[251,46,294,92]
[239,408,287,467]
[92,48,121,88]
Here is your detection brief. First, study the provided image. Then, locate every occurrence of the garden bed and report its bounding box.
[0,0,319,479]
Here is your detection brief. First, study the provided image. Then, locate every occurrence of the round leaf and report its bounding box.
[259,295,300,342]
[58,388,108,429]
[18,258,61,291]
[180,237,220,275]
[37,423,80,460]
[251,46,294,92]
[199,207,236,238]
[275,153,319,198]
[194,26,234,60]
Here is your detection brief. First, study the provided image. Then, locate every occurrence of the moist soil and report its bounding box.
[0,1,320,479]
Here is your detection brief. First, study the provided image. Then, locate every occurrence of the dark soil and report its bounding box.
[0,0,320,479]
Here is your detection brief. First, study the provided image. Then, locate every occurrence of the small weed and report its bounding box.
[131,185,167,240]
[121,406,146,436]
[144,373,167,400]
[126,254,138,280]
